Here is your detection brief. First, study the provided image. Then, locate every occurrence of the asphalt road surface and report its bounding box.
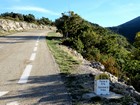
[0,30,71,105]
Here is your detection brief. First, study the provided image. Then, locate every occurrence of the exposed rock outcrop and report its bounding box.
[0,19,54,35]
[60,45,140,103]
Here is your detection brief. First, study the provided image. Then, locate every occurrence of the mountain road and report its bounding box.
[0,30,71,105]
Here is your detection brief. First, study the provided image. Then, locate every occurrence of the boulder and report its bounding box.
[90,62,105,71]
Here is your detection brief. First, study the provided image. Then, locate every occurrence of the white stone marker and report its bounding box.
[94,74,110,95]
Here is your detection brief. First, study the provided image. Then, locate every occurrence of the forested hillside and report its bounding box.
[55,11,140,92]
[109,16,140,42]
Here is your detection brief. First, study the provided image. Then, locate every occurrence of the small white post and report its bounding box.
[94,74,110,95]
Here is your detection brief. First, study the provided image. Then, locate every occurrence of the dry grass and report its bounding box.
[46,32,80,74]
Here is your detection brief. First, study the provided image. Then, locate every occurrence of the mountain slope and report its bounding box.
[109,16,140,42]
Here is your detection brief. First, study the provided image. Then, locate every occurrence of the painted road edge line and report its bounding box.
[30,53,36,61]
[0,91,9,97]
[18,65,32,84]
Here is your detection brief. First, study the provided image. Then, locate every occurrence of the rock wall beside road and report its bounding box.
[0,19,53,35]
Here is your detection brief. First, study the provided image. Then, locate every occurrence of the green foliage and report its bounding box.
[82,47,100,61]
[124,60,140,91]
[0,12,24,21]
[109,16,140,42]
[135,32,140,39]
[46,32,80,74]
[0,12,53,25]
[72,38,84,53]
[55,11,140,92]
[134,32,140,48]
[23,14,36,23]
[101,55,119,76]
[132,48,140,60]
[124,60,140,76]
[37,17,52,25]
[95,73,109,80]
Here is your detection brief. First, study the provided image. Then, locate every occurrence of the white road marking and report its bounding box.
[35,43,38,46]
[6,101,19,105]
[36,40,39,43]
[30,53,36,61]
[18,65,32,84]
[0,91,9,97]
[33,47,38,52]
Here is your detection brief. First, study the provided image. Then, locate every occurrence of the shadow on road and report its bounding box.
[0,36,46,44]
[0,33,63,44]
[0,74,71,105]
[46,36,63,41]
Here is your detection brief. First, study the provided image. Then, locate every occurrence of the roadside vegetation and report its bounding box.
[46,32,139,105]
[46,32,80,74]
[55,11,140,92]
[0,12,54,26]
[46,32,88,104]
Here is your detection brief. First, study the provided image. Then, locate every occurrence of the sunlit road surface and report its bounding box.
[0,30,71,105]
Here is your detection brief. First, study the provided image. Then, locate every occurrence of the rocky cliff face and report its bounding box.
[0,19,50,35]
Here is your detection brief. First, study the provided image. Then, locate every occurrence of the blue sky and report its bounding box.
[0,0,140,27]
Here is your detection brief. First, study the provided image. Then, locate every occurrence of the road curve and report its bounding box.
[0,30,71,105]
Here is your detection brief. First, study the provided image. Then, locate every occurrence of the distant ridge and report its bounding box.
[109,16,140,42]
[120,16,140,27]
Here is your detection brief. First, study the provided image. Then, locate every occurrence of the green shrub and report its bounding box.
[95,73,109,80]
